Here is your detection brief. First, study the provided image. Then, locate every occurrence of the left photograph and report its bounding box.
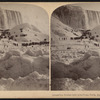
[0,4,49,90]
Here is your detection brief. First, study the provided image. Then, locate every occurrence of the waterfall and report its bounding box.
[0,9,5,29]
[0,8,23,29]
[83,10,89,29]
[3,10,23,29]
[84,10,100,29]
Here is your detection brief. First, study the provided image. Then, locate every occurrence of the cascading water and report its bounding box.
[4,10,23,29]
[0,8,23,29]
[84,10,100,30]
[0,8,5,29]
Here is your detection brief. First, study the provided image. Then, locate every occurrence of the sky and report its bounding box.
[0,4,49,35]
[72,3,100,11]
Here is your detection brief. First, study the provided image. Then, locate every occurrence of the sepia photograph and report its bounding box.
[0,4,49,90]
[1,2,100,98]
[51,3,100,90]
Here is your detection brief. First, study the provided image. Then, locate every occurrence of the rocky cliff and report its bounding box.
[52,5,100,30]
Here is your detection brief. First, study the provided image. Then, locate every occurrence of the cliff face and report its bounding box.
[52,5,100,30]
[0,8,22,29]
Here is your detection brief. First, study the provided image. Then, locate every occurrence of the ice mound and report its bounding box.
[0,50,49,79]
[52,52,100,80]
[24,49,43,57]
[0,54,34,79]
[24,49,35,56]
[0,78,14,90]
[0,49,49,90]
[32,56,49,75]
[1,50,21,61]
[10,23,48,42]
[5,50,20,57]
[0,71,49,90]
[26,71,49,79]
[51,61,68,78]
[52,77,100,90]
[85,50,100,57]
[51,78,84,90]
[76,77,100,90]
[10,71,49,90]
[35,50,43,56]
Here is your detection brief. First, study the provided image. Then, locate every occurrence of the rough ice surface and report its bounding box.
[51,4,100,90]
[0,6,49,90]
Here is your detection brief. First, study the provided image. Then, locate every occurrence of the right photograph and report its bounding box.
[51,3,100,90]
